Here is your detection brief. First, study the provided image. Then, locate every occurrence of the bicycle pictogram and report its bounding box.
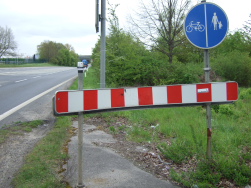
[186,21,205,32]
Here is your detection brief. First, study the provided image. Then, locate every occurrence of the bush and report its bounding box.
[239,88,251,100]
[218,104,234,115]
[212,50,251,86]
[152,62,203,86]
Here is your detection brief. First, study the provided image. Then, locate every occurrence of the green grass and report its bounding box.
[13,116,73,188]
[68,67,100,90]
[0,63,55,68]
[0,120,44,144]
[82,67,100,89]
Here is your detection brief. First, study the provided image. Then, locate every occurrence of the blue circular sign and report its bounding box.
[184,2,229,49]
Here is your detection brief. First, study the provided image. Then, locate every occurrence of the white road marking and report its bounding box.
[0,67,74,76]
[15,79,27,83]
[0,72,17,75]
[0,76,77,122]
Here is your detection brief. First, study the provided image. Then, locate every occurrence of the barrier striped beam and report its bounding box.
[53,82,238,116]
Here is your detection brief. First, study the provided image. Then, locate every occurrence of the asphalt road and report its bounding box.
[0,66,77,127]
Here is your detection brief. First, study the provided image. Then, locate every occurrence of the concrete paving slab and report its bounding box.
[64,121,179,188]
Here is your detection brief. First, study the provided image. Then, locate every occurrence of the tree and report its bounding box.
[105,3,157,87]
[91,3,155,87]
[241,14,251,56]
[37,40,65,62]
[51,48,79,66]
[37,40,79,66]
[242,14,251,41]
[212,31,249,56]
[0,26,17,57]
[92,2,202,87]
[65,43,75,52]
[128,0,191,64]
[174,38,203,64]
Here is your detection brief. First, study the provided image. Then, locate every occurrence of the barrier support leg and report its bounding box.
[76,68,85,187]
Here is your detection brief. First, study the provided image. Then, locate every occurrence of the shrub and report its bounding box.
[212,50,251,86]
[152,62,203,86]
[239,88,251,100]
[218,104,234,115]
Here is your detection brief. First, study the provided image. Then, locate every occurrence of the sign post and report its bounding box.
[204,49,212,159]
[77,62,85,188]
[184,0,229,159]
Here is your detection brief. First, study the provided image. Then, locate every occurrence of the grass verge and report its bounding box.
[11,66,98,188]
[12,116,73,188]
[0,63,56,68]
[0,120,44,144]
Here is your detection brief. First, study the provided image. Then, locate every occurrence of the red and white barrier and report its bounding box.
[54,82,238,115]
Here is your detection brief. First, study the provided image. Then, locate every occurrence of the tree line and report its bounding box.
[37,40,79,66]
[0,26,79,66]
[91,0,251,88]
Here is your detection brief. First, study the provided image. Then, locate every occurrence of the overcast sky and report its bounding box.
[0,0,250,58]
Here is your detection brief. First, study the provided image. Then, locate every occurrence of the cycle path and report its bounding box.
[64,121,179,188]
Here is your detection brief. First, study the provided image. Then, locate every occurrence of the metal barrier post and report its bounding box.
[204,49,212,159]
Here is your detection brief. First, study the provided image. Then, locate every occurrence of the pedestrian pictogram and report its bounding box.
[212,12,223,30]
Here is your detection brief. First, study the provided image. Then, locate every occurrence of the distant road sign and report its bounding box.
[53,82,238,116]
[184,2,229,49]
